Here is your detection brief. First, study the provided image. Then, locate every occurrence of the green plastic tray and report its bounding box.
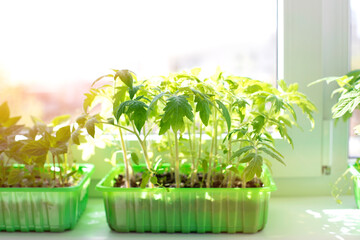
[349,164,360,208]
[0,164,94,232]
[97,164,276,233]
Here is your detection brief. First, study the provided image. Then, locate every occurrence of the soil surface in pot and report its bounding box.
[113,172,264,188]
[1,168,83,188]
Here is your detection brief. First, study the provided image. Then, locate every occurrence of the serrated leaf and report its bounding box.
[56,125,71,143]
[215,100,231,131]
[115,70,133,88]
[7,168,23,185]
[160,95,194,134]
[131,152,140,165]
[239,153,256,163]
[231,145,254,160]
[116,100,148,132]
[83,89,99,113]
[195,95,211,126]
[129,85,142,100]
[113,86,128,113]
[243,155,263,182]
[0,102,10,124]
[259,147,286,165]
[51,115,71,126]
[148,92,167,116]
[278,79,288,91]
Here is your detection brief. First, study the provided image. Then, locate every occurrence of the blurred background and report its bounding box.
[1,0,360,158]
[0,0,277,125]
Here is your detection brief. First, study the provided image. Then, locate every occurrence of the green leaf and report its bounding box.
[83,89,97,113]
[128,85,142,100]
[91,74,113,87]
[150,176,158,185]
[113,86,128,112]
[0,102,10,124]
[22,140,49,156]
[76,114,87,127]
[3,116,21,127]
[231,145,254,160]
[259,147,286,165]
[71,128,81,145]
[239,153,256,163]
[215,100,231,131]
[116,100,148,132]
[160,95,194,134]
[266,94,283,113]
[85,116,98,138]
[7,168,23,185]
[252,115,265,133]
[51,115,71,126]
[131,152,140,165]
[148,92,167,116]
[140,171,150,188]
[226,165,239,174]
[49,143,68,155]
[243,155,263,182]
[195,95,212,126]
[55,125,71,143]
[115,70,133,89]
[278,79,288,91]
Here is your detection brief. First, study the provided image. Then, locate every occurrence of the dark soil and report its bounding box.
[1,176,80,188]
[113,172,264,188]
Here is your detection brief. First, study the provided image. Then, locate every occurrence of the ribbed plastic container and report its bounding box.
[0,164,94,232]
[349,164,360,208]
[97,164,276,233]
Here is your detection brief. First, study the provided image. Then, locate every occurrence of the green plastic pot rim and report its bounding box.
[96,164,277,192]
[0,163,94,192]
[349,164,360,177]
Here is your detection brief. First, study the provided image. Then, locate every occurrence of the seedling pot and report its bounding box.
[97,164,276,233]
[350,164,360,208]
[0,164,94,232]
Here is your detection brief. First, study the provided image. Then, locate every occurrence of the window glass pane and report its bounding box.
[0,0,277,124]
[350,0,360,158]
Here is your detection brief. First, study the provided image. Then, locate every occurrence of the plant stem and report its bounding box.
[57,155,64,187]
[206,110,216,188]
[198,124,202,160]
[174,130,180,188]
[187,123,196,186]
[118,127,131,188]
[167,131,175,171]
[52,154,56,185]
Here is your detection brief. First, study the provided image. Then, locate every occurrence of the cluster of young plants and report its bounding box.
[0,102,86,187]
[83,68,316,189]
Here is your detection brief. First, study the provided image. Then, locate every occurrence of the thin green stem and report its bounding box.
[206,110,216,188]
[187,123,196,186]
[118,127,131,188]
[174,131,180,188]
